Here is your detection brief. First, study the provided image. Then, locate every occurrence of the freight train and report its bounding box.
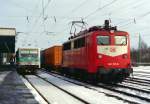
[41,46,62,70]
[16,48,40,74]
[41,20,133,83]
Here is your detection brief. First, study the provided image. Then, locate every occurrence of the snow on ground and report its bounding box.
[116,86,150,99]
[21,76,48,104]
[133,66,150,80]
[0,71,11,82]
[26,75,84,104]
[133,66,150,72]
[38,73,127,104]
[22,66,150,104]
[44,71,150,104]
[121,82,150,91]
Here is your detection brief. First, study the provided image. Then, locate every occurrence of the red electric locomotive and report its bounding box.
[62,20,133,83]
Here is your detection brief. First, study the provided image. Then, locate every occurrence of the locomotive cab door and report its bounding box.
[86,33,97,73]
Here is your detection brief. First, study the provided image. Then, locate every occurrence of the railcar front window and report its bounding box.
[115,36,127,45]
[20,54,38,58]
[97,36,110,45]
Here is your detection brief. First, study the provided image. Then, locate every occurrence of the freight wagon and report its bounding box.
[41,46,62,70]
[16,48,40,74]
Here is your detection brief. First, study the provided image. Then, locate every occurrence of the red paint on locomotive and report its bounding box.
[62,20,133,82]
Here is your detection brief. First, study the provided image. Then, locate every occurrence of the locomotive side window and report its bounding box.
[97,36,110,45]
[74,40,78,48]
[79,37,85,47]
[74,37,85,48]
[63,42,71,50]
[115,36,127,45]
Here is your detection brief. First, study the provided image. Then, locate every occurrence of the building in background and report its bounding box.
[0,28,16,65]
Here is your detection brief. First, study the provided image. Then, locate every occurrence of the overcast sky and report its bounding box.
[1,0,150,50]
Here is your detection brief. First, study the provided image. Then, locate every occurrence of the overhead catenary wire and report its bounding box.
[119,10,150,28]
[84,0,147,27]
[9,0,32,12]
[29,0,52,33]
[67,0,90,15]
[43,0,90,35]
[57,0,119,35]
[13,0,150,48]
[29,0,91,43]
[59,0,150,46]
[84,0,119,19]
[79,0,146,29]
[57,0,120,35]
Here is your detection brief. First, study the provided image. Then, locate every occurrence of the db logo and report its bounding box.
[110,47,116,52]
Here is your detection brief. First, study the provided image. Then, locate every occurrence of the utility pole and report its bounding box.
[138,33,141,63]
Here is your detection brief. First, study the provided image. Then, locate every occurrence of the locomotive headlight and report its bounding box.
[98,55,102,59]
[110,30,114,33]
[123,54,128,59]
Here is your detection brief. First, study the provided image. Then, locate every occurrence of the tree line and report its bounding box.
[131,38,150,63]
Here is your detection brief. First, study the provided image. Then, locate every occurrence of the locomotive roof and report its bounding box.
[64,20,129,44]
[63,30,128,44]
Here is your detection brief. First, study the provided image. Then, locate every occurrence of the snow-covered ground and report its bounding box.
[133,66,150,80]
[133,66,150,72]
[22,66,150,104]
[21,76,48,104]
[0,71,11,82]
[26,75,85,104]
[38,72,129,104]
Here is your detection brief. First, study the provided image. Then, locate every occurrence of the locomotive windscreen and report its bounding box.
[97,36,110,45]
[114,36,127,45]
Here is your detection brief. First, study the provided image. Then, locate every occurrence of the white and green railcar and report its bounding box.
[16,48,40,74]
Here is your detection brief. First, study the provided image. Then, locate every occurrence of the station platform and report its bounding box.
[0,68,39,104]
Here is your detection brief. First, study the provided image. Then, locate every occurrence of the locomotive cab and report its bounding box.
[96,31,133,81]
[62,20,133,83]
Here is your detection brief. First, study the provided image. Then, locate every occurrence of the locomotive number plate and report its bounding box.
[108,63,119,65]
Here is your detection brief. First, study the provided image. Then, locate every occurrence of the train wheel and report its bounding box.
[81,71,88,82]
[88,73,98,84]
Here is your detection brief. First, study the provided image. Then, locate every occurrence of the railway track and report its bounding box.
[39,70,150,104]
[132,73,150,79]
[134,71,150,75]
[128,77,150,84]
[23,76,50,104]
[97,83,150,102]
[121,81,150,91]
[24,75,89,104]
[124,78,150,88]
[133,74,150,78]
[35,75,90,104]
